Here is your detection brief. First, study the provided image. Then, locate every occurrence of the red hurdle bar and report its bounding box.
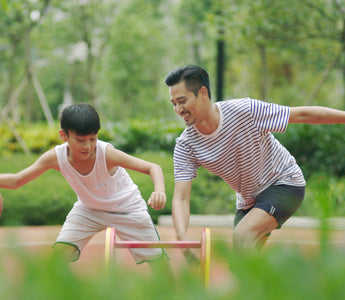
[105,227,211,289]
[114,240,201,249]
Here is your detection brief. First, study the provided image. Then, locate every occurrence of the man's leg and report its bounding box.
[232,207,278,251]
[233,185,305,251]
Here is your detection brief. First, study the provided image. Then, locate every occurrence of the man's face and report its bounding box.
[169,81,201,126]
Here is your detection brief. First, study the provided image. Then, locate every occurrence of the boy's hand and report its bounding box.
[147,191,166,210]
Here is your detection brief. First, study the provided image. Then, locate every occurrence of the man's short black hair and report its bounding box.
[164,65,211,99]
[60,103,100,136]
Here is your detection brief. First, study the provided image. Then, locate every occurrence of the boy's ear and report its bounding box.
[59,129,68,142]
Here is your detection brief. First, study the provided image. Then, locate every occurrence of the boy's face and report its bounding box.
[59,129,98,161]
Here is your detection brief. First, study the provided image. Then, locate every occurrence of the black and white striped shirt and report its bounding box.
[173,98,306,209]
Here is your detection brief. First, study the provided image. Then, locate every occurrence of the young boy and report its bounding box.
[0,103,170,270]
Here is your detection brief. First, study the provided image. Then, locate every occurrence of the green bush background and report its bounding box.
[0,121,344,225]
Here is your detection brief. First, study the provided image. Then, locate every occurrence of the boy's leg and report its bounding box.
[52,243,79,263]
[53,205,104,262]
[112,211,168,264]
[148,254,176,284]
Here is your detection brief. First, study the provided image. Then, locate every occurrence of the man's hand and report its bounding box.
[0,192,3,217]
[147,191,166,210]
[183,248,200,266]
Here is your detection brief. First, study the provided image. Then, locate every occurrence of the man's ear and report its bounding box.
[59,129,68,142]
[199,86,209,100]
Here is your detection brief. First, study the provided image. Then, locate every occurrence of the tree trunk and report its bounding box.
[216,34,225,101]
[32,72,54,126]
[305,53,340,105]
[341,19,345,109]
[0,110,31,155]
[259,44,268,99]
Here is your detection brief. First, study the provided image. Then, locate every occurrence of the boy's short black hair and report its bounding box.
[60,103,100,136]
[164,65,211,99]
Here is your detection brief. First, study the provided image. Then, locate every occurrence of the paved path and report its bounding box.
[158,214,345,229]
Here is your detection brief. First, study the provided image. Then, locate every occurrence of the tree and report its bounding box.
[0,0,53,124]
[43,0,118,108]
[233,0,344,106]
[100,0,172,120]
[303,0,345,106]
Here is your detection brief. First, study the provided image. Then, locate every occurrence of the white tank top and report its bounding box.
[55,140,147,212]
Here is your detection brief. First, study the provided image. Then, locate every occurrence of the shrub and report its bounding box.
[0,152,237,225]
[128,152,236,223]
[0,123,114,155]
[0,120,183,156]
[2,121,345,181]
[275,123,345,178]
[110,119,184,153]
[1,121,345,225]
[0,154,75,226]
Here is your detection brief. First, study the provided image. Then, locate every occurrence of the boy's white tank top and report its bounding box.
[55,140,147,212]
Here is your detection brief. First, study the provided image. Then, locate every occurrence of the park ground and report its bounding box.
[0,215,345,290]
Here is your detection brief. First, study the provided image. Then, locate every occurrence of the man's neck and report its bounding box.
[195,103,220,135]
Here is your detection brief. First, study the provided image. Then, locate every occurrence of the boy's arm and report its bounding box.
[289,106,345,124]
[106,146,166,210]
[0,149,58,189]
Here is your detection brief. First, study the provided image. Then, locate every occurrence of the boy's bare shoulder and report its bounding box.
[104,144,119,161]
[37,148,59,170]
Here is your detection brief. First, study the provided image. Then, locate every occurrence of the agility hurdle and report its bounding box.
[105,227,211,288]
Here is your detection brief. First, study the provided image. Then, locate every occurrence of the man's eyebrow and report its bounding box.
[170,96,187,103]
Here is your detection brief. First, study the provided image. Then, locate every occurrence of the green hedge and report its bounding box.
[0,121,345,225]
[1,152,345,226]
[109,119,184,153]
[0,152,235,226]
[0,119,183,154]
[0,123,116,155]
[275,123,345,178]
[1,121,344,179]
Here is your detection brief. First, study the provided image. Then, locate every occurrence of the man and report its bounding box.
[164,65,345,253]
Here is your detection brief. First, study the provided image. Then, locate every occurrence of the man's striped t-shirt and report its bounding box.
[173,97,306,210]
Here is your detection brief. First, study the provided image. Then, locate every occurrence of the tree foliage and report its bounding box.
[0,0,345,126]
